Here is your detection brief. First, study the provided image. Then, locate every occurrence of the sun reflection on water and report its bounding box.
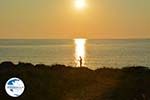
[74,38,86,67]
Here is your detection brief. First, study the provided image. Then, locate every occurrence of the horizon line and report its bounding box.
[0,38,150,40]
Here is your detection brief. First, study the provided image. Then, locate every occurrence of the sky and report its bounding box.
[0,0,150,39]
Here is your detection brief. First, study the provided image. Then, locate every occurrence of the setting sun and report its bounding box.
[75,0,86,10]
[0,0,150,99]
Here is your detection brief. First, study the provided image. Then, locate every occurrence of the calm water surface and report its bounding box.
[0,39,149,69]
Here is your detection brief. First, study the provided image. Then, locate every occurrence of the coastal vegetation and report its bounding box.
[0,61,150,100]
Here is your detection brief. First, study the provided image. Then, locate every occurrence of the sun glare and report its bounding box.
[74,38,86,67]
[75,0,86,10]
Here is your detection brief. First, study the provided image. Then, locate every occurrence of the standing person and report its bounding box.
[79,56,82,67]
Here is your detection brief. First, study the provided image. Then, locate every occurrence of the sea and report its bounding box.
[0,39,149,69]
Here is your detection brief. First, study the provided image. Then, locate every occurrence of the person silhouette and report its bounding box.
[79,56,82,67]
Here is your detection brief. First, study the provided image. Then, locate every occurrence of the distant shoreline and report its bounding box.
[0,61,149,70]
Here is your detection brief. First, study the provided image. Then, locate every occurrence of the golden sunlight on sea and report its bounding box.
[74,38,86,67]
